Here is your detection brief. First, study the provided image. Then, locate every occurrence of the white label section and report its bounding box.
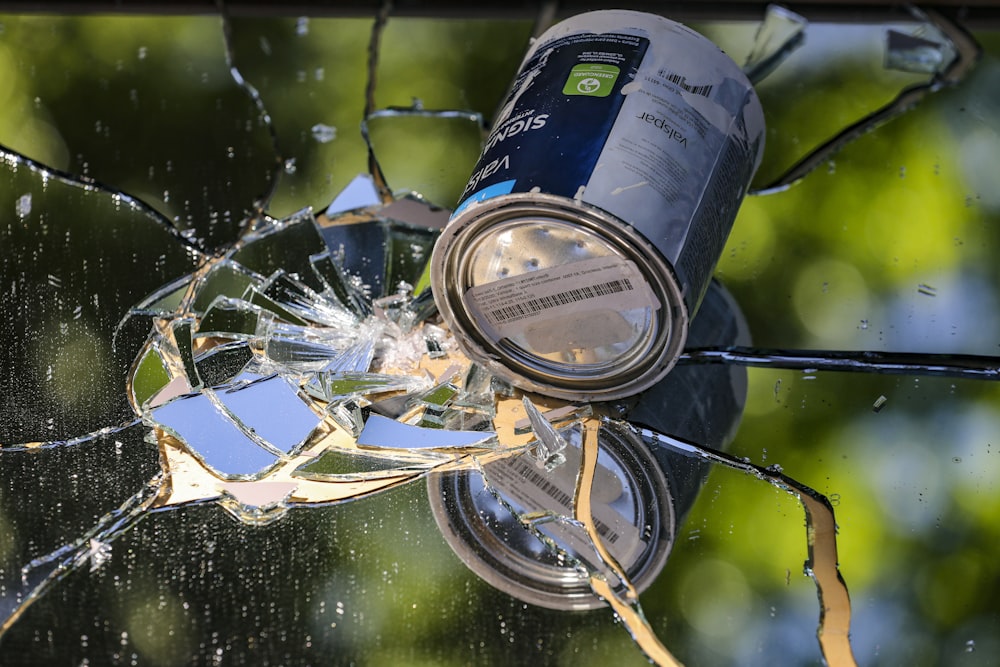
[483,448,645,567]
[466,257,658,342]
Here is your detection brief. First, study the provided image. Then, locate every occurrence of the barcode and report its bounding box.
[662,71,713,98]
[487,278,634,324]
[508,457,621,545]
[510,457,573,508]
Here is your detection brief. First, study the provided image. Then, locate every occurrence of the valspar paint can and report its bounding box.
[430,10,764,401]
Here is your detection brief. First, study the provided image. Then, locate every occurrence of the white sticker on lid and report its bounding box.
[466,257,659,343]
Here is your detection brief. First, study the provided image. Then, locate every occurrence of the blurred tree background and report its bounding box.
[0,7,998,666]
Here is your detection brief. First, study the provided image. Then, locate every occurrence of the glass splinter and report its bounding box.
[885,29,953,74]
[743,4,807,84]
[411,382,459,408]
[356,413,494,449]
[324,173,381,216]
[327,398,368,438]
[521,397,569,471]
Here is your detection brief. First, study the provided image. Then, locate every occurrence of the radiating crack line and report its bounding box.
[680,346,1000,380]
[750,8,980,196]
[217,0,284,219]
[799,488,855,667]
[637,425,857,667]
[0,474,167,640]
[363,0,395,203]
[0,419,143,452]
[577,419,684,667]
[0,147,200,253]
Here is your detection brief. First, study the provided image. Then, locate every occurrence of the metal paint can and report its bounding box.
[430,10,764,401]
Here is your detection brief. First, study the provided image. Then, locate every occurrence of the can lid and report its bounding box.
[431,194,688,401]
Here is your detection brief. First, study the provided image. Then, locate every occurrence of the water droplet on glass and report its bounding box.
[15,192,31,219]
[311,124,337,143]
[137,46,147,60]
[296,17,309,36]
[859,319,869,330]
[284,158,297,174]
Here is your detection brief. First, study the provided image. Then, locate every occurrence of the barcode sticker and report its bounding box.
[483,446,645,565]
[466,257,657,341]
[661,70,713,98]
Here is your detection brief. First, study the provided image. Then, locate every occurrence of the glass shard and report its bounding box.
[213,373,320,454]
[229,210,330,293]
[521,397,569,471]
[191,261,262,313]
[357,413,495,449]
[296,448,438,477]
[196,297,265,338]
[743,5,808,84]
[150,388,282,478]
[885,29,953,75]
[325,173,382,216]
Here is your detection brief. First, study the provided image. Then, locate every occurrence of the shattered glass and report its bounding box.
[1,5,999,667]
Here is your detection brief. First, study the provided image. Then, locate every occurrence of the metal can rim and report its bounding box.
[431,193,689,402]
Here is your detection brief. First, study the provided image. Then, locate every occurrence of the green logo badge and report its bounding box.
[562,63,620,97]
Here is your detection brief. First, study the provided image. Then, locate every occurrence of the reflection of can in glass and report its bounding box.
[431,10,764,401]
[430,424,672,611]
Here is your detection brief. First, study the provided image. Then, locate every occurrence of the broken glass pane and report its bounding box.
[1,6,1000,667]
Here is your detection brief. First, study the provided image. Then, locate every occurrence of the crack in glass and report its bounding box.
[0,5,997,666]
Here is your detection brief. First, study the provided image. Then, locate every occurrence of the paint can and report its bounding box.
[430,9,764,401]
